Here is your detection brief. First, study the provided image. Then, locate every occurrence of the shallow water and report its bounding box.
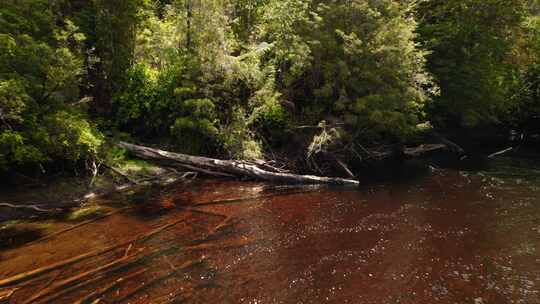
[1,157,540,303]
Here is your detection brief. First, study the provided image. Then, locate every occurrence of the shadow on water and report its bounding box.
[0,225,44,249]
[356,159,433,185]
[355,151,494,186]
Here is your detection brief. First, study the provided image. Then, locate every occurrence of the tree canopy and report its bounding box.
[1,0,539,174]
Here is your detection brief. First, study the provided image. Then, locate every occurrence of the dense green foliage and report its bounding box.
[515,12,540,135]
[261,0,433,140]
[0,0,103,171]
[1,0,540,174]
[417,0,540,139]
[417,0,528,129]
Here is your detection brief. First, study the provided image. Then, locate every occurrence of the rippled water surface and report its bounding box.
[1,157,540,303]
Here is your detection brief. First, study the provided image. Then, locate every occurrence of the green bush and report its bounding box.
[417,0,526,130]
[220,107,263,160]
[259,0,432,145]
[0,109,103,172]
[0,0,103,173]
[113,38,290,158]
[248,97,291,145]
[42,111,104,162]
[0,130,45,170]
[112,61,223,155]
[170,98,220,155]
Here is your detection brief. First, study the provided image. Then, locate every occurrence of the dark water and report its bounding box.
[1,157,540,303]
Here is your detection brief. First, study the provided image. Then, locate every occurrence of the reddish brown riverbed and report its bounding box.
[1,158,540,303]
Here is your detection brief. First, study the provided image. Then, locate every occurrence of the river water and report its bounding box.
[1,156,539,303]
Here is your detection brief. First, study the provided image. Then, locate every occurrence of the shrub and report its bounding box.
[0,1,103,173]
[42,111,104,162]
[220,107,263,160]
[170,98,220,155]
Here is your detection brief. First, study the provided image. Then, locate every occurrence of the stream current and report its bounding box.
[1,156,540,303]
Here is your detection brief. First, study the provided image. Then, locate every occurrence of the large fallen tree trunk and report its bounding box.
[118,142,359,186]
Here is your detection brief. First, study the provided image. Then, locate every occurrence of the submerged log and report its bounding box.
[0,217,189,287]
[118,142,360,186]
[0,289,16,304]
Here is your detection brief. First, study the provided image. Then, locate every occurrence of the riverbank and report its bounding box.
[1,146,537,231]
[1,141,535,213]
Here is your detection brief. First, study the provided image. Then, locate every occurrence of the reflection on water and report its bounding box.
[1,157,540,303]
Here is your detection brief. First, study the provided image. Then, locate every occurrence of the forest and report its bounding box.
[3,1,540,303]
[1,0,540,178]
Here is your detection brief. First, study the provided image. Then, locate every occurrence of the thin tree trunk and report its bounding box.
[186,0,192,51]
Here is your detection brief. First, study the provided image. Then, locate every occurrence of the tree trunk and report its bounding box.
[186,0,192,51]
[118,142,360,186]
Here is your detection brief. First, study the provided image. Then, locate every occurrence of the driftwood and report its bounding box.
[112,258,205,303]
[488,147,514,159]
[118,142,359,186]
[403,144,449,157]
[73,268,147,304]
[0,288,16,304]
[20,216,229,303]
[0,217,189,287]
[102,163,139,184]
[366,144,449,160]
[24,249,135,304]
[335,158,355,178]
[0,203,59,213]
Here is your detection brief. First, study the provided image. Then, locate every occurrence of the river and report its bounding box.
[0,155,539,303]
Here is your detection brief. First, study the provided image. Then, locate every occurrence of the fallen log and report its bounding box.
[118,142,359,186]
